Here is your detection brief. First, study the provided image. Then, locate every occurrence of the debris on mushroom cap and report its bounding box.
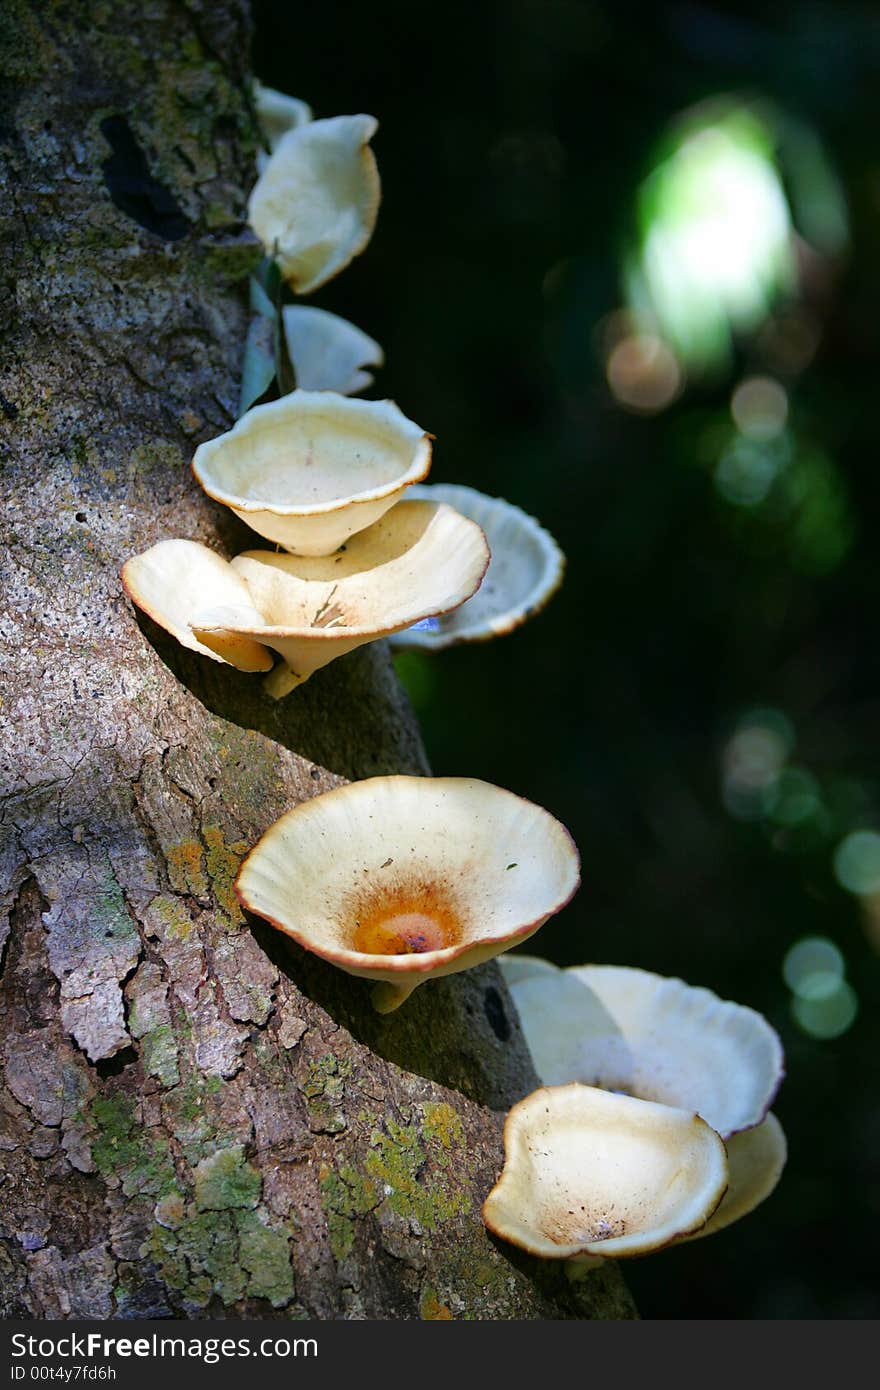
[391,484,564,649]
[194,500,489,697]
[482,1083,728,1266]
[248,114,380,295]
[121,539,273,673]
[234,775,580,1012]
[500,959,784,1139]
[191,390,432,556]
[253,81,313,152]
[282,305,384,395]
[682,1112,787,1241]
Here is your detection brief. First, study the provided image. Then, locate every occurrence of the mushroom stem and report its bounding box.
[263,663,309,700]
[565,1258,603,1282]
[370,978,421,1014]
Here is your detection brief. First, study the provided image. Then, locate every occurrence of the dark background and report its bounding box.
[253,0,880,1318]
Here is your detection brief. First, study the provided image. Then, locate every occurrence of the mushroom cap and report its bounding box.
[248,114,380,295]
[391,484,564,649]
[686,1112,787,1240]
[121,539,273,673]
[253,81,313,152]
[500,960,784,1139]
[234,775,580,989]
[192,500,489,688]
[482,1083,728,1263]
[282,305,384,395]
[191,390,432,555]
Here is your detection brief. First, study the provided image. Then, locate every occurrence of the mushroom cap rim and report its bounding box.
[233,775,581,976]
[397,484,566,648]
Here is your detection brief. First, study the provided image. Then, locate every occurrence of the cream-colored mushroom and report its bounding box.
[248,114,380,294]
[391,484,564,649]
[282,305,384,395]
[482,1083,728,1273]
[685,1112,787,1240]
[191,390,432,556]
[500,959,783,1138]
[234,775,580,1013]
[121,539,273,673]
[193,500,489,698]
[253,81,312,153]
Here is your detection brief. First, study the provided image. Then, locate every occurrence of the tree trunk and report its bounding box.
[0,0,635,1320]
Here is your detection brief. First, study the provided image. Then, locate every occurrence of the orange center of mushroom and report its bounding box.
[351,889,463,956]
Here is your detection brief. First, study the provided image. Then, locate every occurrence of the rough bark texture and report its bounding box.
[0,0,635,1319]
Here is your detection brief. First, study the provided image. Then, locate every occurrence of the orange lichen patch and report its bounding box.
[420,1288,454,1320]
[203,826,247,926]
[167,840,208,898]
[351,888,464,957]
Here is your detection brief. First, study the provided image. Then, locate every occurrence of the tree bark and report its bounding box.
[0,0,635,1319]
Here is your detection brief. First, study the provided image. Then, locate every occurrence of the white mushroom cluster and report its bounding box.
[483,958,787,1269]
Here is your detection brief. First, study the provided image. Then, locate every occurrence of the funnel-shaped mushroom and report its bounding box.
[121,539,273,673]
[191,391,432,555]
[501,959,783,1138]
[391,484,564,649]
[234,776,580,1013]
[482,1083,727,1271]
[282,306,384,395]
[248,114,380,294]
[192,500,489,697]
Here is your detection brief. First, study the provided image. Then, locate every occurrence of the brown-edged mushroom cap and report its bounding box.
[501,960,784,1139]
[391,484,564,649]
[191,390,432,556]
[282,305,384,395]
[482,1083,728,1268]
[121,539,273,673]
[248,114,380,294]
[234,775,580,1012]
[193,500,489,697]
[683,1112,787,1240]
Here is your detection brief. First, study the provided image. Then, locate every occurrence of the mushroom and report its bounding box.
[234,775,581,1012]
[391,484,564,649]
[191,390,432,556]
[248,114,380,294]
[282,305,384,395]
[684,1112,787,1241]
[193,499,490,698]
[500,959,783,1139]
[482,1083,728,1274]
[121,539,273,673]
[253,81,312,154]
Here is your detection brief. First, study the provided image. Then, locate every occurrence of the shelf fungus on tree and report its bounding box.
[391,484,564,649]
[282,305,384,395]
[500,959,784,1139]
[194,499,490,698]
[499,957,787,1235]
[191,390,432,556]
[482,1084,728,1275]
[233,775,581,1013]
[120,539,273,673]
[248,113,380,294]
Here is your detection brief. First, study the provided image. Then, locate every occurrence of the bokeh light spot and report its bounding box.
[783,936,844,997]
[791,980,858,1039]
[731,376,789,440]
[833,830,880,896]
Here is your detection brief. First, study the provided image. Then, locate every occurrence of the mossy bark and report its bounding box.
[0,0,635,1319]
